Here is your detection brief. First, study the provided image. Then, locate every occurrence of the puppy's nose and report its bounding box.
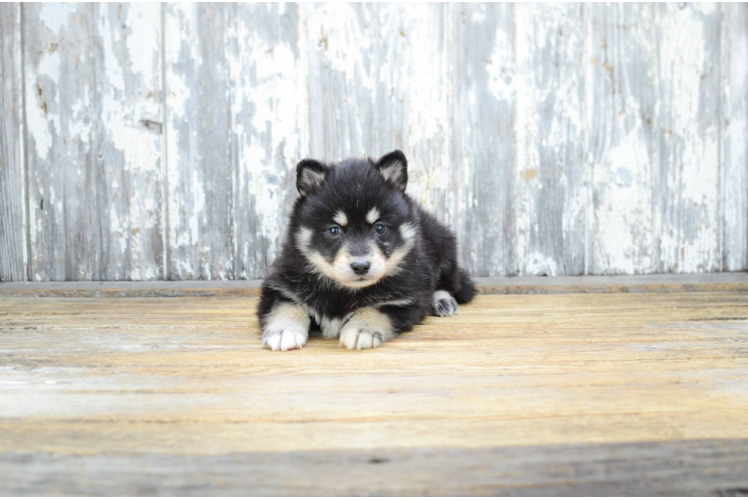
[350,261,371,275]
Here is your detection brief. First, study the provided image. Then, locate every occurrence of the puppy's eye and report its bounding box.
[374,223,387,235]
[328,226,341,237]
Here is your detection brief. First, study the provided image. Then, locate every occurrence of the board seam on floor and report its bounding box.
[0,272,746,297]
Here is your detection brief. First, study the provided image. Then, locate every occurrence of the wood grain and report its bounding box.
[0,3,26,282]
[23,3,164,281]
[304,3,452,220]
[513,4,587,277]
[655,4,722,274]
[587,4,658,275]
[1,289,747,494]
[449,4,515,278]
[164,3,234,280]
[232,3,304,280]
[2,440,747,496]
[721,3,748,272]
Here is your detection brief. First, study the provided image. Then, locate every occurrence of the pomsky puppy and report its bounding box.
[258,150,475,351]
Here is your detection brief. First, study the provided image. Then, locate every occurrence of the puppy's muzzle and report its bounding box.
[350,260,371,276]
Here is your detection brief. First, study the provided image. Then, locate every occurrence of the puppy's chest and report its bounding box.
[302,293,357,322]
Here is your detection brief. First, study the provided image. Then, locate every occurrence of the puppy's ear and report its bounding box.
[374,150,408,192]
[296,159,328,196]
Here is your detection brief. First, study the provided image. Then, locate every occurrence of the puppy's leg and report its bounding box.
[339,305,426,350]
[432,290,459,317]
[435,264,474,308]
[339,308,396,350]
[261,301,310,352]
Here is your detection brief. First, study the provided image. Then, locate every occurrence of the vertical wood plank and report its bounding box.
[99,3,164,281]
[721,3,748,271]
[0,3,26,281]
[232,3,304,279]
[513,4,587,276]
[164,4,233,280]
[654,3,722,273]
[304,4,381,161]
[448,4,515,277]
[587,4,658,275]
[24,3,163,281]
[304,4,452,219]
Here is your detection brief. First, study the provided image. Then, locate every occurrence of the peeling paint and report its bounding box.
[721,4,748,271]
[657,3,721,273]
[514,4,586,276]
[21,3,164,281]
[38,3,77,37]
[236,19,301,276]
[588,4,656,275]
[3,3,746,282]
[26,52,60,161]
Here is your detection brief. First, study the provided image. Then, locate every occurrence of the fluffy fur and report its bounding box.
[258,150,476,351]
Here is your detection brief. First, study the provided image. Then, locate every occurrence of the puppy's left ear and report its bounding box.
[375,150,408,192]
[296,159,329,196]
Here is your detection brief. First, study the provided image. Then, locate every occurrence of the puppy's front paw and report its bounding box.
[433,290,459,317]
[339,308,394,350]
[262,303,310,352]
[339,326,383,350]
[263,324,308,351]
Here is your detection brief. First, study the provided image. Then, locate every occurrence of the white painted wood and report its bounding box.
[232,3,305,279]
[587,4,658,275]
[163,3,234,280]
[23,3,164,281]
[0,3,26,281]
[721,3,748,272]
[3,3,747,281]
[304,3,452,218]
[448,4,515,278]
[654,3,722,274]
[513,4,587,276]
[163,4,306,280]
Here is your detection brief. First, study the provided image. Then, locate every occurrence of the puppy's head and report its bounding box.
[293,150,416,289]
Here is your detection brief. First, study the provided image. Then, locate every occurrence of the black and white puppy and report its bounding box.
[258,150,475,351]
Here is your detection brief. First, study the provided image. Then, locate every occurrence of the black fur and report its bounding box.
[258,150,475,349]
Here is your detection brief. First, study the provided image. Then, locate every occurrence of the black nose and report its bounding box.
[350,261,371,275]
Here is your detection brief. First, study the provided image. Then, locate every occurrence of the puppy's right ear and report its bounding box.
[375,150,408,192]
[296,159,328,196]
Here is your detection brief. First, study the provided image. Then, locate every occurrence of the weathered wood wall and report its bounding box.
[0,3,746,281]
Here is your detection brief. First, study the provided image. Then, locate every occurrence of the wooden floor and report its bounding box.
[1,276,748,495]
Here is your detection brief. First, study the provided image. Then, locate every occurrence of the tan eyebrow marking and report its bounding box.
[366,207,380,224]
[333,210,348,227]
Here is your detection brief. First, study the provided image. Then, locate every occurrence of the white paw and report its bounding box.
[339,308,394,350]
[263,324,308,351]
[262,303,310,352]
[433,290,459,317]
[339,325,383,350]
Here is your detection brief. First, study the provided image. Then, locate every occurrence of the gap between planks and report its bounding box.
[0,272,746,297]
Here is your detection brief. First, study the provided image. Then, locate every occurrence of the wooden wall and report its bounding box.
[0,3,746,281]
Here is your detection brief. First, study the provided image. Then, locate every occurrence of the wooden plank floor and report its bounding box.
[1,280,748,495]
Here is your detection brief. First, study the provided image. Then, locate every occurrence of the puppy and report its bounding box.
[258,150,475,351]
